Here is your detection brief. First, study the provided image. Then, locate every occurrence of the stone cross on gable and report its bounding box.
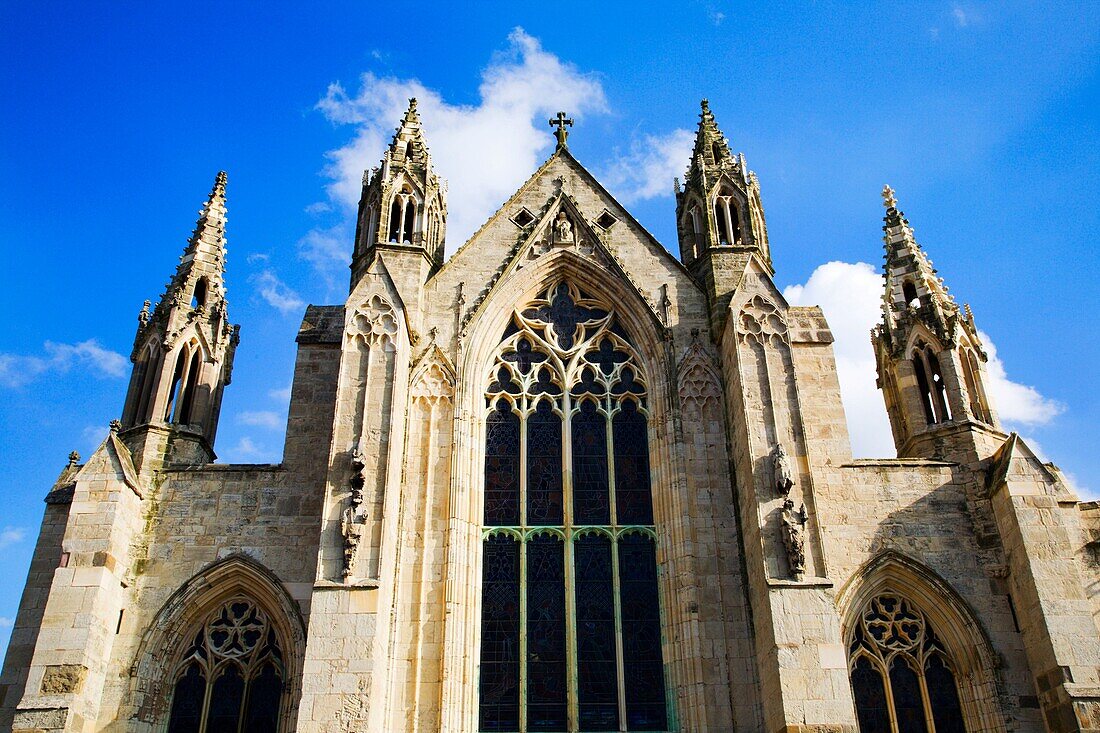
[549,111,574,148]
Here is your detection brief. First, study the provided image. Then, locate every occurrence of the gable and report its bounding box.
[425,150,704,348]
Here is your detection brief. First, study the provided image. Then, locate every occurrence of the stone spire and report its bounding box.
[872,185,1000,458]
[676,99,771,274]
[688,99,744,179]
[120,172,239,464]
[353,98,448,281]
[879,185,958,340]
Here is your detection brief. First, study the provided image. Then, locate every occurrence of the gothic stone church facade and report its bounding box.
[3,100,1100,733]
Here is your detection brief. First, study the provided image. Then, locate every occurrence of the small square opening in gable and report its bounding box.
[511,208,536,228]
[596,210,618,230]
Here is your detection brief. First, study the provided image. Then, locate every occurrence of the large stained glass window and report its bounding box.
[479,280,668,732]
[166,598,285,733]
[847,593,969,733]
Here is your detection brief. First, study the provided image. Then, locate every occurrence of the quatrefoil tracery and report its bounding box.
[486,280,647,414]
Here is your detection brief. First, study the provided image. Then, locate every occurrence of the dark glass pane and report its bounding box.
[613,401,653,525]
[243,662,283,733]
[926,655,966,733]
[485,401,520,526]
[586,338,629,376]
[527,401,563,526]
[575,535,619,731]
[572,401,610,525]
[167,662,206,733]
[850,656,891,733]
[527,535,567,731]
[479,536,521,731]
[889,659,929,733]
[205,664,245,733]
[619,534,667,730]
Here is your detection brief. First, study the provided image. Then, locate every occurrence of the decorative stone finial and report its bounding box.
[549,111,574,148]
[109,419,122,433]
[67,451,81,466]
[408,97,417,111]
[882,184,897,209]
[701,98,710,113]
[138,299,151,325]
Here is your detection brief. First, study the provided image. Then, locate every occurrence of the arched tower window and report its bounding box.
[387,185,419,244]
[902,281,919,308]
[192,277,208,309]
[164,341,203,426]
[363,203,379,250]
[911,341,950,425]
[848,593,968,733]
[479,281,667,733]
[165,597,286,733]
[714,187,742,246]
[959,347,991,424]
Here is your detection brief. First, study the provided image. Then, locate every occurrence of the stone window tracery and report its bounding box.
[848,593,967,733]
[714,187,742,247]
[388,184,419,244]
[165,598,285,733]
[479,280,667,732]
[911,340,950,425]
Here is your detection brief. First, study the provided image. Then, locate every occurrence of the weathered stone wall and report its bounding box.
[0,498,70,731]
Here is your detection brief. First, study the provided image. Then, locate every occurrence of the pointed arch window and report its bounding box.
[959,347,991,424]
[192,277,208,309]
[911,341,950,425]
[388,184,419,244]
[164,341,204,426]
[165,598,285,733]
[848,594,968,733]
[714,188,742,246]
[479,281,668,732]
[902,281,919,309]
[127,342,163,426]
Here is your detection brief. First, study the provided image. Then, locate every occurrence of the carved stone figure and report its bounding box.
[773,443,794,496]
[781,498,808,579]
[554,211,574,243]
[342,445,368,580]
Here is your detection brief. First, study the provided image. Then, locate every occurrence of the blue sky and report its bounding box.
[1,2,1098,654]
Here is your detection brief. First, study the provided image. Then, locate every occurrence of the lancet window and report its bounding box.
[165,598,286,733]
[911,341,950,425]
[714,188,742,246]
[479,281,668,732]
[388,184,419,244]
[959,347,991,424]
[164,340,203,426]
[848,593,967,733]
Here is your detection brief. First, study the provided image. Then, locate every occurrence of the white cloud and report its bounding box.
[246,252,270,265]
[0,617,12,629]
[784,262,894,458]
[269,385,292,403]
[221,436,278,464]
[0,339,127,388]
[602,129,695,204]
[0,526,26,551]
[249,269,305,315]
[237,411,284,430]
[977,330,1063,426]
[711,10,726,26]
[304,201,332,215]
[297,225,350,295]
[81,425,108,450]
[315,27,608,253]
[783,261,1065,458]
[952,4,971,27]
